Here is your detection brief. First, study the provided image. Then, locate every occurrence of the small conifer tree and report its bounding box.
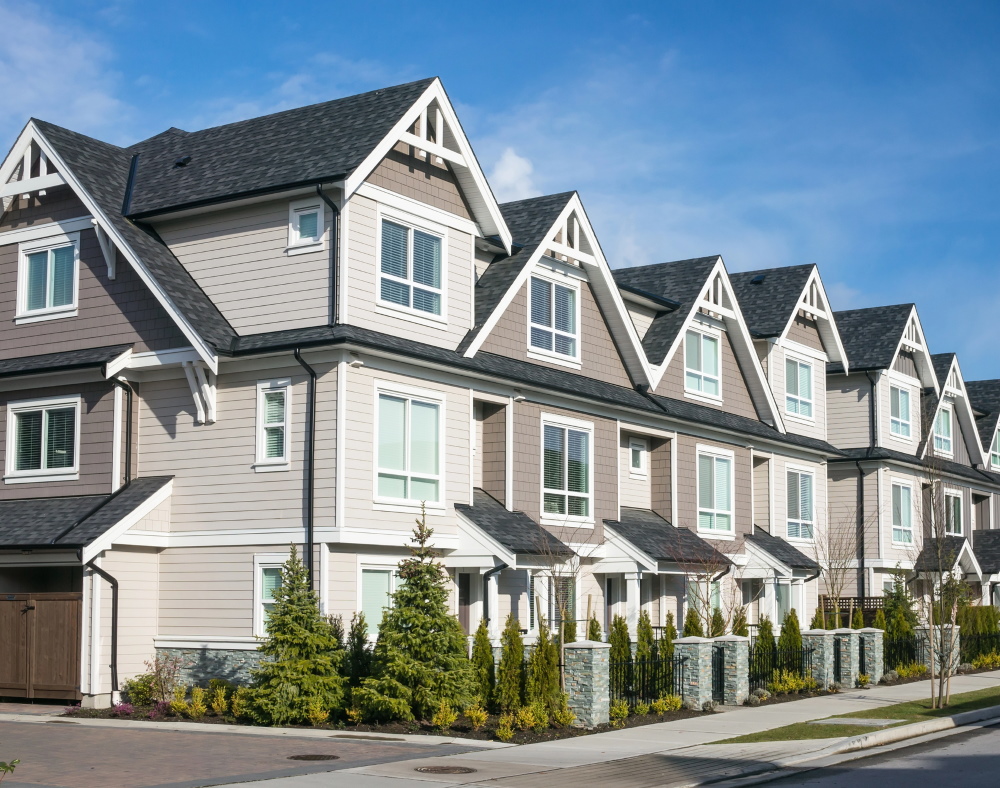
[329,614,345,649]
[809,607,826,630]
[587,614,603,642]
[753,615,776,665]
[874,608,887,631]
[852,607,865,630]
[683,606,704,637]
[608,614,631,663]
[354,508,473,721]
[497,613,525,712]
[526,620,560,714]
[345,612,372,687]
[709,608,726,637]
[731,606,749,637]
[562,617,578,644]
[249,545,345,726]
[636,610,655,662]
[777,610,802,653]
[661,611,677,659]
[471,619,496,709]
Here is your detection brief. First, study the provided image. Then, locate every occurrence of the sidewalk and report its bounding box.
[223,670,1000,787]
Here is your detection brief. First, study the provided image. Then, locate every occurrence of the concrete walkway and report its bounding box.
[224,670,1000,787]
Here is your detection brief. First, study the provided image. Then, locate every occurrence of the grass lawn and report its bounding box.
[719,685,1000,744]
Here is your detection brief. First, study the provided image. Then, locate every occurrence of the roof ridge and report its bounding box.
[613,255,721,274]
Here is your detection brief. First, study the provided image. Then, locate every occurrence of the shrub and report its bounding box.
[329,613,345,649]
[683,699,700,711]
[496,713,515,742]
[465,701,488,731]
[345,612,373,687]
[143,654,183,703]
[609,700,629,728]
[702,700,718,713]
[608,615,631,665]
[431,700,458,730]
[731,606,749,637]
[768,670,817,694]
[588,614,603,642]
[809,607,826,630]
[709,608,726,638]
[526,620,560,715]
[110,702,134,717]
[514,705,536,731]
[345,707,363,724]
[208,678,235,696]
[828,682,842,693]
[121,673,156,706]
[229,687,250,719]
[856,673,871,688]
[188,687,207,719]
[958,662,975,674]
[884,574,918,637]
[210,686,228,717]
[752,687,770,699]
[633,701,651,716]
[561,617,578,645]
[496,614,525,712]
[169,686,188,716]
[777,610,802,653]
[471,619,496,708]
[896,662,928,679]
[0,756,20,782]
[651,693,683,713]
[636,610,655,663]
[529,701,549,732]
[306,697,329,726]
[874,609,887,630]
[852,608,865,630]
[682,607,704,637]
[659,612,677,660]
[752,616,775,665]
[972,651,1000,670]
[745,694,760,707]
[552,696,576,727]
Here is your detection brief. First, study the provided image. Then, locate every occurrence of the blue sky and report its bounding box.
[3,1,999,377]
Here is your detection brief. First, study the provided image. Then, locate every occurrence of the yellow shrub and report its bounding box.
[188,687,207,719]
[465,702,488,731]
[306,697,329,727]
[609,699,629,728]
[652,694,683,714]
[972,652,1000,670]
[895,662,928,679]
[169,686,188,716]
[210,686,228,716]
[431,701,458,730]
[514,706,536,731]
[229,687,249,719]
[496,713,515,742]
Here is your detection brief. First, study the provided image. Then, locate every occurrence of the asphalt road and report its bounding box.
[763,724,1000,788]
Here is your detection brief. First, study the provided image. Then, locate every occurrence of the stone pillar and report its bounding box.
[833,629,860,686]
[714,635,749,705]
[858,628,884,685]
[625,572,641,640]
[802,629,835,689]
[673,636,713,708]
[917,625,961,673]
[563,640,611,728]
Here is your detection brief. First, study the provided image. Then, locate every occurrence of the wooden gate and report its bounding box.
[0,592,82,700]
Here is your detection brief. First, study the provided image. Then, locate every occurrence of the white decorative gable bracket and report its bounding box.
[1,140,66,209]
[91,219,117,279]
[182,361,217,424]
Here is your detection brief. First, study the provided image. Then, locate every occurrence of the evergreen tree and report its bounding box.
[753,615,776,665]
[709,608,726,637]
[683,606,704,637]
[562,617,578,644]
[249,546,345,725]
[329,614,345,649]
[873,608,887,631]
[809,607,826,630]
[345,612,372,687]
[883,574,917,636]
[851,608,865,630]
[608,614,631,663]
[732,606,749,637]
[526,621,560,714]
[471,619,495,709]
[777,610,802,652]
[496,613,525,712]
[354,509,473,721]
[636,610,655,662]
[587,614,603,642]
[661,612,677,659]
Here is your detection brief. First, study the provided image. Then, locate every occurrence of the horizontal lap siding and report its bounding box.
[773,344,827,442]
[753,457,770,530]
[481,405,506,504]
[498,569,528,626]
[675,433,752,537]
[656,330,758,420]
[99,546,158,684]
[0,380,114,500]
[346,193,473,348]
[827,373,872,450]
[157,199,330,334]
[826,467,863,596]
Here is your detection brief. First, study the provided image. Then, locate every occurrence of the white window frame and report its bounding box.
[375,206,448,325]
[785,465,815,541]
[540,412,594,527]
[945,491,963,536]
[16,231,80,323]
[684,325,722,403]
[373,380,446,511]
[286,198,325,255]
[254,379,291,471]
[4,395,82,484]
[784,354,814,421]
[934,405,953,456]
[696,444,735,536]
[890,384,912,439]
[891,480,914,545]
[628,437,648,479]
[358,560,400,640]
[527,271,582,367]
[991,429,1000,470]
[253,553,288,637]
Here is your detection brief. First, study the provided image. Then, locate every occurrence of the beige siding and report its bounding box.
[499,568,529,626]
[157,198,331,334]
[674,433,752,537]
[786,313,824,351]
[367,142,472,219]
[99,546,159,685]
[481,403,506,505]
[879,376,921,454]
[345,193,474,349]
[925,396,972,465]
[827,373,872,449]
[479,278,633,387]
[650,439,672,522]
[619,433,651,509]
[826,467,863,596]
[328,548,359,622]
[625,302,658,340]
[753,456,771,530]
[771,343,827,441]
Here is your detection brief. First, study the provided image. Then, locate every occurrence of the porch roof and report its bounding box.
[744,528,819,571]
[454,489,571,557]
[604,507,730,566]
[0,344,133,381]
[972,530,1000,576]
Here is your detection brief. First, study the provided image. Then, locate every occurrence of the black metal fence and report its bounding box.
[883,634,927,671]
[610,655,687,707]
[748,647,813,692]
[712,644,725,703]
[960,632,1000,663]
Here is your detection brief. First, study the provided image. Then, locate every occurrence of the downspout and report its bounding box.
[862,370,880,599]
[294,349,317,589]
[85,559,119,695]
[482,563,508,629]
[315,185,341,326]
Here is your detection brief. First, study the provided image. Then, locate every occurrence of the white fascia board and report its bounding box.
[602,524,656,571]
[26,124,219,373]
[455,510,517,567]
[125,347,201,370]
[343,78,511,252]
[743,538,795,577]
[81,480,173,562]
[776,266,849,373]
[103,348,134,379]
[0,215,94,244]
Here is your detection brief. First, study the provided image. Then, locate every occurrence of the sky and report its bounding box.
[2,1,999,377]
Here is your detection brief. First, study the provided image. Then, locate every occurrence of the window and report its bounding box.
[697,450,733,532]
[361,568,397,636]
[776,582,791,623]
[5,396,79,482]
[685,329,720,398]
[18,233,79,320]
[890,386,911,438]
[255,380,290,469]
[379,218,443,316]
[542,421,591,519]
[786,469,814,539]
[253,556,285,637]
[892,483,913,544]
[529,276,578,359]
[945,492,963,535]
[710,580,721,613]
[376,392,441,503]
[287,199,324,252]
[934,407,953,454]
[628,438,648,477]
[991,430,1000,470]
[785,358,813,418]
[549,577,576,629]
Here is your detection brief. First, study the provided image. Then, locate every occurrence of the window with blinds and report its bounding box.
[685,329,720,397]
[892,483,913,544]
[529,276,578,359]
[542,422,591,518]
[933,408,953,454]
[256,381,290,467]
[786,469,814,539]
[890,386,911,438]
[377,392,441,503]
[361,568,395,636]
[379,219,443,316]
[697,451,732,532]
[549,576,576,629]
[19,238,77,316]
[785,358,813,418]
[260,566,281,620]
[10,401,77,476]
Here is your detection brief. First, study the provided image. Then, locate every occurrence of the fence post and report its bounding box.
[563,639,610,728]
[714,635,749,706]
[802,629,835,689]
[832,629,860,687]
[858,628,884,685]
[673,636,713,708]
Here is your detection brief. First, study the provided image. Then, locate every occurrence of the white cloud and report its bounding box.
[488,148,540,204]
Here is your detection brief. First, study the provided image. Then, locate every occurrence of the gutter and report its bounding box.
[293,349,318,589]
[315,185,341,326]
[85,559,120,694]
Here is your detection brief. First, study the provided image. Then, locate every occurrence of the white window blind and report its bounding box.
[297,210,318,242]
[529,277,578,358]
[24,244,74,313]
[892,483,913,544]
[786,470,814,539]
[934,408,952,454]
[697,452,732,531]
[685,330,720,397]
[14,405,75,472]
[361,569,393,635]
[260,566,281,624]
[263,391,286,459]
[890,386,911,437]
[377,393,440,502]
[256,382,290,466]
[543,423,591,517]
[945,493,962,535]
[380,220,442,316]
[785,358,813,417]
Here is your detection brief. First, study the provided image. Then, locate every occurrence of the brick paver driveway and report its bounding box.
[0,720,474,788]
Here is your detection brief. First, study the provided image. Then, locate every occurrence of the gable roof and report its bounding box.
[918,353,985,465]
[604,508,731,566]
[455,488,570,556]
[972,530,1000,575]
[744,529,820,571]
[125,79,435,217]
[729,265,815,339]
[914,536,980,577]
[831,304,914,372]
[966,379,1000,451]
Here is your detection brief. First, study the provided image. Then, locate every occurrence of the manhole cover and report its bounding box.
[415,766,477,774]
[287,754,340,761]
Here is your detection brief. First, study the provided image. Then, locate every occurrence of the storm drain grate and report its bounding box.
[415,766,477,774]
[287,754,340,761]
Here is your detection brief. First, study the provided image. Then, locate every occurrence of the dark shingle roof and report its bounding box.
[972,530,1000,575]
[966,379,1000,451]
[833,446,1000,486]
[931,353,956,389]
[605,508,730,565]
[125,79,435,216]
[0,476,172,548]
[0,344,132,380]
[455,489,569,556]
[744,529,820,571]
[729,265,814,338]
[831,304,913,372]
[34,121,237,351]
[612,257,719,365]
[914,536,970,573]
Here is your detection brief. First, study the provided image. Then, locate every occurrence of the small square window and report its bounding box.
[628,438,648,477]
[287,199,325,253]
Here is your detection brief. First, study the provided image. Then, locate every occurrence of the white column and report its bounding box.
[762,578,777,624]
[625,572,640,638]
[487,572,500,639]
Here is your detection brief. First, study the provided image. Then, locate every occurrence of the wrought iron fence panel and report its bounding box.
[883,634,925,672]
[610,655,687,707]
[748,646,813,692]
[960,632,1000,663]
[711,644,725,703]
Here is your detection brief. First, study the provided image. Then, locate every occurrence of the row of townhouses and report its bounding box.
[1,78,998,707]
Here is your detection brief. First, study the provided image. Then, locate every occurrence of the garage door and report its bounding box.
[0,593,82,700]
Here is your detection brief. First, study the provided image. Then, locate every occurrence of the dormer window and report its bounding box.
[933,407,953,455]
[785,358,813,418]
[685,328,720,398]
[287,199,325,254]
[529,276,579,360]
[17,233,79,323]
[890,386,911,438]
[379,218,444,317]
[992,430,1000,470]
